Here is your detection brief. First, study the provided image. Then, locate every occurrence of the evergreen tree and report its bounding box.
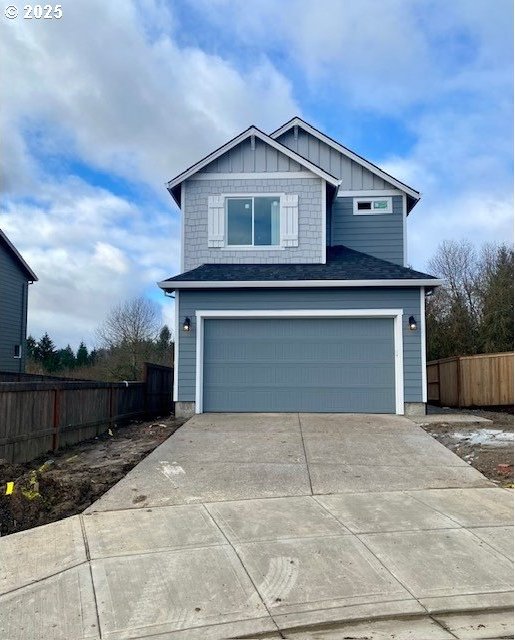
[36,333,59,372]
[26,335,37,360]
[58,345,76,370]
[76,341,89,367]
[478,245,514,353]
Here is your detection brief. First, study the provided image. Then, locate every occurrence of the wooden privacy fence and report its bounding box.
[427,352,513,408]
[0,363,173,463]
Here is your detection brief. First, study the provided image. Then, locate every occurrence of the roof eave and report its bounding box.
[0,230,38,281]
[158,278,444,291]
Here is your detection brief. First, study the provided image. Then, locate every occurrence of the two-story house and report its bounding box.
[0,229,38,372]
[159,117,442,418]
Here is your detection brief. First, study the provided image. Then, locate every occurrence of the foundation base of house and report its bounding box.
[404,402,427,417]
[174,401,196,418]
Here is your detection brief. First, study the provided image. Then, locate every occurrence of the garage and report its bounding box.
[201,315,397,413]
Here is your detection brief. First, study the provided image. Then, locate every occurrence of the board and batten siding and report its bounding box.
[331,196,404,265]
[0,246,29,372]
[276,129,392,191]
[198,138,304,174]
[183,177,324,271]
[177,287,423,406]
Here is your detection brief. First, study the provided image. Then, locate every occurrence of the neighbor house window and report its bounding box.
[13,345,21,358]
[353,197,392,215]
[227,196,280,246]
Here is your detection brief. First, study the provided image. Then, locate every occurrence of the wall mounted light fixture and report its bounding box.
[408,315,417,331]
[183,317,191,332]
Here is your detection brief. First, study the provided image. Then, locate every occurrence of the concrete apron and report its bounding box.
[0,413,513,640]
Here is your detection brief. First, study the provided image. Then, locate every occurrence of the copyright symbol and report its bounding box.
[5,5,18,18]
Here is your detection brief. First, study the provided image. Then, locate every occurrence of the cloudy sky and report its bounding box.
[1,0,513,349]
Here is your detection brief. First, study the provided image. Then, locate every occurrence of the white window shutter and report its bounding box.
[207,195,225,247]
[280,194,299,247]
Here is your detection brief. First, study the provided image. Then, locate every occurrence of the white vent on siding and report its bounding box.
[207,195,225,247]
[280,194,298,247]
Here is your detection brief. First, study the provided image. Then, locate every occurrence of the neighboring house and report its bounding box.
[159,117,442,417]
[0,229,38,372]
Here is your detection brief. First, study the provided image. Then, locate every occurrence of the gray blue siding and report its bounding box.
[183,177,324,271]
[177,287,423,406]
[276,129,393,190]
[0,247,29,372]
[200,138,303,174]
[331,196,404,265]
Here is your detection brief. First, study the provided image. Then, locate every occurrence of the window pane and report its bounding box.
[357,201,372,210]
[227,198,252,245]
[254,197,280,246]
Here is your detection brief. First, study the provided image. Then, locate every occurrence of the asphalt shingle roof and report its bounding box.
[163,246,437,284]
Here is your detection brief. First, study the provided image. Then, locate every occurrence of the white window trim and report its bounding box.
[353,196,393,215]
[194,309,405,415]
[224,193,283,249]
[13,345,22,359]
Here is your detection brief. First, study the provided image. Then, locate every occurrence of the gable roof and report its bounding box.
[271,116,420,202]
[158,245,441,290]
[166,126,341,204]
[0,229,38,281]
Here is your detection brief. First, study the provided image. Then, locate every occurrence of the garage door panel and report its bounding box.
[204,387,395,413]
[202,317,396,413]
[204,362,394,386]
[205,339,393,364]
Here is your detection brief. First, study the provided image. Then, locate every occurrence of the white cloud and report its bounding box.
[1,178,180,348]
[1,0,299,195]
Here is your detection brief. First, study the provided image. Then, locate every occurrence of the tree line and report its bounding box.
[27,297,174,381]
[425,240,513,361]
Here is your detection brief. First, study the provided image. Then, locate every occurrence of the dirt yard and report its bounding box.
[0,416,185,536]
[421,407,514,486]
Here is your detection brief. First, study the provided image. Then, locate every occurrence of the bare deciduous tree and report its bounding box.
[96,296,161,380]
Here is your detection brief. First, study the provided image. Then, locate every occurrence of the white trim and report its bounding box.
[194,309,405,415]
[420,287,427,403]
[180,183,185,271]
[270,117,420,200]
[321,180,326,264]
[224,193,282,249]
[338,189,403,197]
[353,196,393,215]
[221,246,285,251]
[402,194,408,266]
[167,127,341,190]
[159,278,445,290]
[173,291,179,402]
[190,171,315,181]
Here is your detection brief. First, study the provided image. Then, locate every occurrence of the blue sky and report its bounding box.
[1,0,513,348]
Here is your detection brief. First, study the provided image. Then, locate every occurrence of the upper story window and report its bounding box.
[13,344,21,358]
[227,196,280,246]
[353,196,392,215]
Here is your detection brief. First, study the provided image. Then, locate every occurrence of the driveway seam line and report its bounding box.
[79,515,103,639]
[404,489,514,544]
[297,413,314,496]
[200,503,285,638]
[354,532,431,617]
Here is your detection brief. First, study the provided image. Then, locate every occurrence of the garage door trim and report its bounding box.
[195,309,404,414]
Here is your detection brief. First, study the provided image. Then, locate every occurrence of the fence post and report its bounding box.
[456,357,462,408]
[52,387,61,452]
[437,361,441,404]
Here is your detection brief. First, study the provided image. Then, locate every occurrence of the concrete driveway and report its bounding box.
[1,413,513,639]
